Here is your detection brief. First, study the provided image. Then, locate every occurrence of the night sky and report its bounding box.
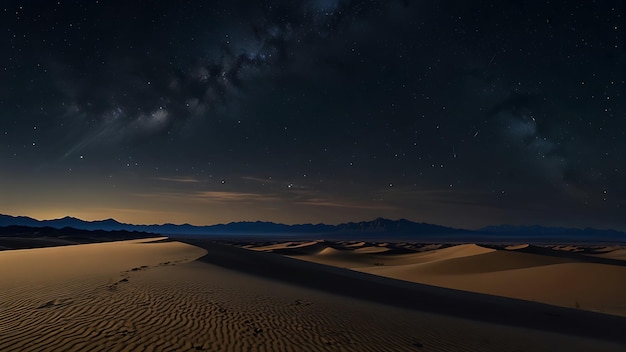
[1,1,624,230]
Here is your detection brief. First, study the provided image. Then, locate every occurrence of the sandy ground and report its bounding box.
[1,238,625,351]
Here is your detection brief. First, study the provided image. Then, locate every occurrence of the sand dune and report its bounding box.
[1,238,625,351]
[505,243,529,250]
[250,241,626,317]
[353,245,390,253]
[249,241,496,269]
[385,249,573,275]
[361,260,626,315]
[592,248,626,261]
[0,237,204,284]
[260,240,329,255]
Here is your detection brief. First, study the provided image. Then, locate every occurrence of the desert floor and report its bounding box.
[1,237,625,351]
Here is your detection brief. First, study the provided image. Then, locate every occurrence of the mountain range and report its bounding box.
[1,213,626,242]
[0,214,458,236]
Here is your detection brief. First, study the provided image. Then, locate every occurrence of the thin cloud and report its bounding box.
[135,190,280,204]
[240,176,276,184]
[193,191,280,202]
[154,176,201,183]
[295,197,396,210]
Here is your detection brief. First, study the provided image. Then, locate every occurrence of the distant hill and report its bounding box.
[1,214,625,242]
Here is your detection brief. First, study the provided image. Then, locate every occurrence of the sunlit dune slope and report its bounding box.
[0,237,206,285]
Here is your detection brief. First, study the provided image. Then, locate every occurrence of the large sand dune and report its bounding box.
[247,240,626,317]
[1,238,625,351]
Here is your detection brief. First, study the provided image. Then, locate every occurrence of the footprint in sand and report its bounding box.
[293,299,312,306]
[107,275,130,291]
[37,298,73,309]
[412,340,424,348]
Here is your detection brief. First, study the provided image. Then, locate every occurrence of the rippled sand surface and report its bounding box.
[1,238,625,351]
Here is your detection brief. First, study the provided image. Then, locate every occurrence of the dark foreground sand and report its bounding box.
[0,237,625,351]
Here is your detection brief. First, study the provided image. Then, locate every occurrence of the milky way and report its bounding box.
[1,1,624,229]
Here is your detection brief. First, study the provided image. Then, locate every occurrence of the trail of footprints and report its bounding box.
[106,260,184,291]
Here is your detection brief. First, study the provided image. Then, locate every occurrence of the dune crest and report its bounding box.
[505,244,530,250]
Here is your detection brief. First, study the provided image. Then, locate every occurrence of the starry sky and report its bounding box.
[1,0,624,230]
